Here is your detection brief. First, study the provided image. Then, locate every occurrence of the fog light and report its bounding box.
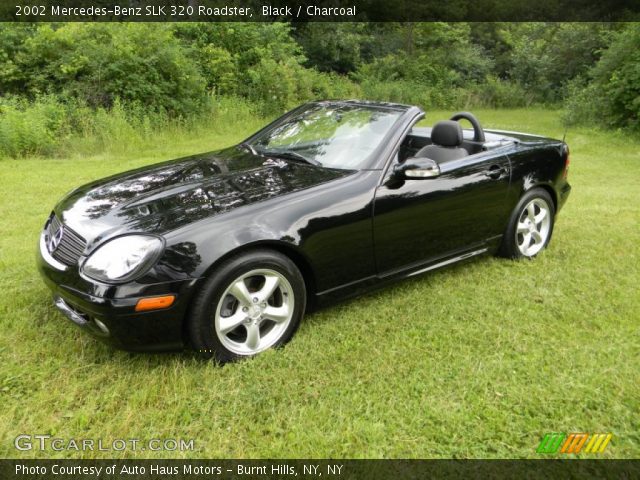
[135,295,176,312]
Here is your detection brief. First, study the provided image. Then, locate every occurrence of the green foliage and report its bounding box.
[507,23,610,102]
[243,58,361,115]
[173,22,304,95]
[0,21,638,158]
[562,77,602,127]
[2,24,206,116]
[243,58,313,114]
[350,23,496,110]
[0,95,69,157]
[0,24,36,92]
[174,23,303,71]
[469,23,514,79]
[564,24,640,130]
[588,24,640,129]
[353,23,493,88]
[408,23,494,84]
[187,44,237,95]
[0,95,262,158]
[359,79,464,111]
[355,53,459,86]
[294,23,370,74]
[69,95,261,158]
[468,77,535,109]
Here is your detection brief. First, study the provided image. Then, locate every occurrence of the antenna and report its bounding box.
[562,126,568,144]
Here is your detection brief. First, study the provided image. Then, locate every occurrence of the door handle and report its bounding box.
[485,165,505,179]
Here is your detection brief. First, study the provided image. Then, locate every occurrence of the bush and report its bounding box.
[467,77,536,109]
[589,25,640,129]
[242,59,360,115]
[5,24,206,116]
[562,78,602,127]
[564,24,640,130]
[359,79,466,110]
[508,23,610,104]
[295,23,370,74]
[355,53,460,87]
[0,96,69,157]
[0,95,264,159]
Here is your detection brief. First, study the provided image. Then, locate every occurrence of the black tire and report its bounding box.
[498,188,556,259]
[188,249,306,363]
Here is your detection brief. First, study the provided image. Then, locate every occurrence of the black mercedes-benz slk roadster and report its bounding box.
[38,100,571,362]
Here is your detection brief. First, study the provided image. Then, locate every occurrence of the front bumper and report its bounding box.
[53,295,110,338]
[37,231,199,352]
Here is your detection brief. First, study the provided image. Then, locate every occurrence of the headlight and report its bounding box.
[82,235,164,283]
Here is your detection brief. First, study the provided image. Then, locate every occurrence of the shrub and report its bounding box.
[564,24,640,130]
[508,23,610,104]
[7,24,206,116]
[359,79,466,110]
[355,53,460,87]
[242,59,360,115]
[589,25,640,129]
[0,94,265,159]
[562,78,602,127]
[0,96,69,157]
[467,77,535,109]
[295,23,369,74]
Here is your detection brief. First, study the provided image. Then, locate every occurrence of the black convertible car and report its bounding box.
[38,100,571,362]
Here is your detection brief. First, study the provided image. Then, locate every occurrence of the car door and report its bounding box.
[372,147,513,275]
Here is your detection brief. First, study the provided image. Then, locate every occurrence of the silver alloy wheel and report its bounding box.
[214,269,295,356]
[516,198,552,257]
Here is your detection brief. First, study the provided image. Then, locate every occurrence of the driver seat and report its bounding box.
[415,120,468,163]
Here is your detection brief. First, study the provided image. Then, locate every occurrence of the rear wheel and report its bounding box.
[188,250,306,363]
[499,188,555,259]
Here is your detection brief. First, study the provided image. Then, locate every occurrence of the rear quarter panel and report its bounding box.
[507,140,569,213]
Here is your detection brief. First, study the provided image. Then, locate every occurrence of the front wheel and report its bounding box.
[498,188,555,259]
[188,250,306,363]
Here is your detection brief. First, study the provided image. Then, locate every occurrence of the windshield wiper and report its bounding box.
[239,142,257,156]
[259,149,322,167]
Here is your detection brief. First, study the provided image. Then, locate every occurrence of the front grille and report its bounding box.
[46,214,87,266]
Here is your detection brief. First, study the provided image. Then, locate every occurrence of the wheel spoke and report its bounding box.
[517,222,529,234]
[521,232,532,249]
[534,208,547,224]
[527,204,536,222]
[229,279,253,307]
[256,274,280,303]
[219,310,247,334]
[531,230,543,244]
[262,305,290,323]
[245,323,261,350]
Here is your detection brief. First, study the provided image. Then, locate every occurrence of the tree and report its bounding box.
[589,24,640,128]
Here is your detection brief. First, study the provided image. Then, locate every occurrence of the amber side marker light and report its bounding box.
[135,295,176,312]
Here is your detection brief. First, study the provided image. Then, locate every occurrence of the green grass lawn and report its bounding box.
[0,109,638,459]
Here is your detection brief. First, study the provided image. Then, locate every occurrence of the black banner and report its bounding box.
[1,459,639,480]
[2,0,640,22]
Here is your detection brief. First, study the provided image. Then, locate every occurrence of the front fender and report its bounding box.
[162,170,380,294]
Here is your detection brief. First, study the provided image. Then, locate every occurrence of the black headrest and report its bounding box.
[431,120,463,148]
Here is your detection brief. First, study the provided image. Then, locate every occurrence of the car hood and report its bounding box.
[54,147,351,247]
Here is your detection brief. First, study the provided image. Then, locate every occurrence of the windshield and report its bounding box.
[249,103,404,169]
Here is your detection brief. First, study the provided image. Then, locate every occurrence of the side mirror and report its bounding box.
[393,157,440,179]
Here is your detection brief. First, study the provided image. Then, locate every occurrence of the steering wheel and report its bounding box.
[449,111,485,143]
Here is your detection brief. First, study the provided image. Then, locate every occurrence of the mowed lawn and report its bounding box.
[0,109,638,459]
